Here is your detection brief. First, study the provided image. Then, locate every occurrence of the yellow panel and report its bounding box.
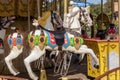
[84,39,119,79]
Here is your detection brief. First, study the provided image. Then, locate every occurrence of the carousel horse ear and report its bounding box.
[32,19,39,27]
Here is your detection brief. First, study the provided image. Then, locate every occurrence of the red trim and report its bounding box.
[50,33,56,44]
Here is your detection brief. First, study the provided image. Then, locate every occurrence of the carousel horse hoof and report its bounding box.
[30,74,38,80]
[15,72,21,77]
[14,72,20,76]
[31,76,38,80]
[94,64,99,69]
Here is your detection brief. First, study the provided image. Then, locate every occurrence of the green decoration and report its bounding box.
[44,37,48,46]
[79,37,84,45]
[34,35,39,45]
[70,38,74,46]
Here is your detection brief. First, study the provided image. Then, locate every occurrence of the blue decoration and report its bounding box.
[63,33,70,48]
[45,31,57,49]
[8,37,12,46]
[16,37,23,45]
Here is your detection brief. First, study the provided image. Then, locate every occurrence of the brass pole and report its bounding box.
[27,0,30,31]
[54,0,57,10]
[37,0,40,19]
[101,0,103,30]
[40,0,43,17]
[111,0,114,23]
[64,0,67,14]
[59,0,62,16]
[118,0,120,67]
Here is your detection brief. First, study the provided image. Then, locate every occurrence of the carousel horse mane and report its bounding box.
[50,10,64,33]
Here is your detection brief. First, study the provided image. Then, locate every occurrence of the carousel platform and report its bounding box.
[0,54,88,80]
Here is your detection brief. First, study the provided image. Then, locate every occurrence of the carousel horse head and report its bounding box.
[80,7,93,27]
[106,23,118,40]
[0,16,15,30]
[63,6,93,30]
[33,10,64,32]
[51,11,63,31]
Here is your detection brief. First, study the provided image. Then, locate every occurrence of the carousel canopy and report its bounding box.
[74,1,91,7]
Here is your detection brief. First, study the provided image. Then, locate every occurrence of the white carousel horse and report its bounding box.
[0,16,15,54]
[63,6,93,63]
[24,12,99,80]
[5,28,24,76]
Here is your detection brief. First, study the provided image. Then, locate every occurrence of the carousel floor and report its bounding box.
[0,54,92,80]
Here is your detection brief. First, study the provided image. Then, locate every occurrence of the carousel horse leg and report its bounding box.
[79,45,99,68]
[78,54,85,63]
[24,46,45,80]
[5,46,23,76]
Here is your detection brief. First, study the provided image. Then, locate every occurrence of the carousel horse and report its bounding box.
[105,23,118,40]
[5,27,24,76]
[63,6,93,63]
[24,11,99,80]
[0,16,15,54]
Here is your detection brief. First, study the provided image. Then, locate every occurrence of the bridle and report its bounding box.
[51,11,63,31]
[51,12,62,26]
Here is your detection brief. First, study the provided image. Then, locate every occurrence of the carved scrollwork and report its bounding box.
[0,0,11,4]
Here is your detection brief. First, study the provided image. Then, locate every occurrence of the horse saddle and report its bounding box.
[53,28,66,47]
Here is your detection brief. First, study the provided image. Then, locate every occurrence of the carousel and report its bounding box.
[0,0,120,80]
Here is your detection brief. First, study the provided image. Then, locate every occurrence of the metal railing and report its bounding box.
[0,75,27,80]
[94,67,120,80]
